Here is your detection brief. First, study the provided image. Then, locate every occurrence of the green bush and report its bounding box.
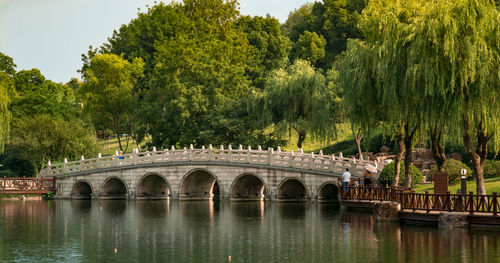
[377,161,424,187]
[0,170,18,178]
[484,160,500,178]
[429,159,470,182]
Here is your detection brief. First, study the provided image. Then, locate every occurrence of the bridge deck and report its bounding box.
[38,146,383,178]
[1,177,57,195]
[339,186,500,226]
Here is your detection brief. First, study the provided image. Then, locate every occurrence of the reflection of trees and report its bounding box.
[1,201,500,262]
[230,201,265,218]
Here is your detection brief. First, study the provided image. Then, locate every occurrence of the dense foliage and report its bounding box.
[430,159,471,182]
[484,160,500,178]
[377,162,424,188]
[1,0,498,190]
[256,59,339,148]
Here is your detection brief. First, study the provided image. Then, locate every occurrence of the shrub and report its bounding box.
[429,159,470,182]
[0,170,18,178]
[484,160,500,178]
[377,161,424,187]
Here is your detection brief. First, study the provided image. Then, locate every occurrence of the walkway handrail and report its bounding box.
[1,176,56,191]
[340,186,499,216]
[38,146,383,177]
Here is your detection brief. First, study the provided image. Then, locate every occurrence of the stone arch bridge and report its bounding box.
[38,145,382,201]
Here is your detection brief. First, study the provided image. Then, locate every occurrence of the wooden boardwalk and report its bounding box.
[1,177,56,195]
[339,185,500,225]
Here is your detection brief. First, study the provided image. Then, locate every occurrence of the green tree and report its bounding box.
[282,0,366,69]
[293,31,326,65]
[258,59,338,149]
[79,54,144,153]
[236,15,290,89]
[0,73,13,153]
[101,1,254,147]
[343,0,499,193]
[0,52,16,152]
[11,69,78,120]
[7,115,97,171]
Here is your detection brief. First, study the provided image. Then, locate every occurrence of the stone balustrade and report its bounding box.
[38,144,382,178]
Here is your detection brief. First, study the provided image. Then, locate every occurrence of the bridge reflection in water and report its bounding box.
[1,200,499,263]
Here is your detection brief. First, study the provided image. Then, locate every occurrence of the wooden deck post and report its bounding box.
[493,192,498,216]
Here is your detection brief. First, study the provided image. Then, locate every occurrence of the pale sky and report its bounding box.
[0,0,316,83]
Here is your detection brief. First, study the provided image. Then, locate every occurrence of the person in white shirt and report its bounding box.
[342,168,351,192]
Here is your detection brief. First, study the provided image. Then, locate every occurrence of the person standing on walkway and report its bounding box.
[363,170,372,187]
[342,168,351,192]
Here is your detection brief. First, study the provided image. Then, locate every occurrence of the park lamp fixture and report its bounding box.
[461,169,467,179]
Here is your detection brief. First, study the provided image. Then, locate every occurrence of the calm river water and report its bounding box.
[0,200,499,263]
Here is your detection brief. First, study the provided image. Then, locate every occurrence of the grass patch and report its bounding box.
[413,177,500,195]
[97,136,146,156]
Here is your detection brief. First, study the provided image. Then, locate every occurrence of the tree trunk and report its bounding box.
[352,126,363,159]
[107,135,111,150]
[430,121,446,172]
[297,131,307,149]
[393,130,405,187]
[463,116,491,195]
[403,123,418,188]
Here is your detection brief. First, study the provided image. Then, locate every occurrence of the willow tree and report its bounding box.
[258,59,338,149]
[344,0,499,191]
[442,0,499,194]
[399,0,499,193]
[0,52,16,152]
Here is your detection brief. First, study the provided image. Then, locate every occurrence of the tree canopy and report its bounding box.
[258,59,338,149]
[79,53,144,153]
[342,0,499,191]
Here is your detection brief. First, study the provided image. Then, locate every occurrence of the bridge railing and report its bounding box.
[38,145,383,177]
[340,186,499,216]
[1,176,56,192]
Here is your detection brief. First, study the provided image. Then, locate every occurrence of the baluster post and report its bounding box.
[189,144,194,161]
[290,150,294,167]
[208,144,213,161]
[268,148,274,165]
[228,145,232,162]
[64,158,68,174]
[171,145,176,161]
[310,152,315,169]
[493,192,498,216]
[247,146,252,163]
[469,191,474,215]
[446,191,451,211]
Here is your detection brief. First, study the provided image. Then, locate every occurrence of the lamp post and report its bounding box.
[460,169,467,195]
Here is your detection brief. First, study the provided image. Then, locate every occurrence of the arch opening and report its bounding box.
[318,183,339,202]
[277,179,307,201]
[230,174,265,200]
[180,170,218,200]
[101,178,127,199]
[71,181,92,199]
[136,174,170,199]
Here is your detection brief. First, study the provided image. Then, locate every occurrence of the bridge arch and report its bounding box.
[70,180,94,199]
[277,177,309,201]
[230,173,267,200]
[136,173,170,199]
[100,176,129,199]
[317,181,339,202]
[179,168,222,200]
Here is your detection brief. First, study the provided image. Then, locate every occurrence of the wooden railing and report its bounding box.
[340,186,500,216]
[1,177,56,194]
[38,145,383,177]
